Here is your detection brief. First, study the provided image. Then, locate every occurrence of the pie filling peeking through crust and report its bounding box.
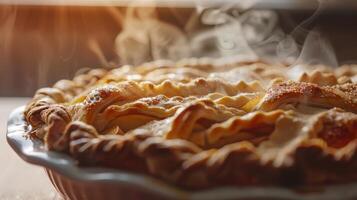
[25,59,357,189]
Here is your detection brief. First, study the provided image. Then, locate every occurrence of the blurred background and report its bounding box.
[0,0,357,96]
[1,1,357,199]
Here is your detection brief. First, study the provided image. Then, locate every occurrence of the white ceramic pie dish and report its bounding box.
[7,106,357,200]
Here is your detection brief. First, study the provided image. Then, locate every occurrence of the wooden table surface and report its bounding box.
[0,98,60,200]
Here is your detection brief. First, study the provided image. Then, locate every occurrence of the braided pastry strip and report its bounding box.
[24,69,108,150]
[25,98,71,150]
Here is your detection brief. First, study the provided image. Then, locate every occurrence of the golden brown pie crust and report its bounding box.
[25,58,357,189]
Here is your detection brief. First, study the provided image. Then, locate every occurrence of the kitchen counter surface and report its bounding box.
[0,98,60,200]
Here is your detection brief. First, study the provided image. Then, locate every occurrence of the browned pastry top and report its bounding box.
[25,58,357,189]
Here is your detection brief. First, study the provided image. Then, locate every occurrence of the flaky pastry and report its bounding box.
[25,58,357,189]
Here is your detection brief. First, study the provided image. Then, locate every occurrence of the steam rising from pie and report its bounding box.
[114,2,338,68]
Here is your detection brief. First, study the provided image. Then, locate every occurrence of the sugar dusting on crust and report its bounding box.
[257,81,357,113]
[84,85,120,106]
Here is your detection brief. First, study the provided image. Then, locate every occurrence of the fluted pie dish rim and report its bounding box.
[7,106,357,200]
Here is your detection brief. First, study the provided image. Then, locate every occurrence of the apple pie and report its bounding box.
[25,58,357,189]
